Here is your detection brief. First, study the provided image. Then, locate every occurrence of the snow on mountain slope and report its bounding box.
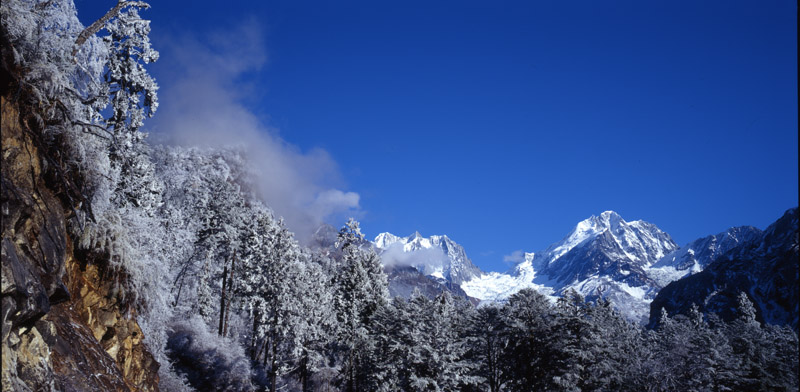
[462,211,684,323]
[538,211,678,275]
[648,225,762,287]
[376,211,778,325]
[373,232,482,285]
[460,253,556,302]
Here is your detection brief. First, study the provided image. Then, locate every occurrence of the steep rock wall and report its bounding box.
[2,91,159,391]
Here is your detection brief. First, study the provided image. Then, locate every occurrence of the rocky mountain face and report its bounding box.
[374,232,482,286]
[323,210,793,327]
[2,75,158,390]
[373,231,483,302]
[536,211,679,281]
[461,211,681,322]
[532,211,680,322]
[384,265,477,304]
[648,225,763,287]
[649,208,798,332]
[459,210,775,324]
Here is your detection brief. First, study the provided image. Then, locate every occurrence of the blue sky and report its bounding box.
[77,0,797,273]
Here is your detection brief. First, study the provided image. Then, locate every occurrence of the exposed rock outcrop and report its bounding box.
[2,83,159,390]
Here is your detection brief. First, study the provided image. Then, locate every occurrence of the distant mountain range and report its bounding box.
[372,208,797,326]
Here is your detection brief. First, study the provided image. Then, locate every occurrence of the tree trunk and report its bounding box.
[270,331,278,392]
[487,335,497,392]
[223,251,236,337]
[250,310,259,360]
[258,338,268,364]
[268,309,280,392]
[218,259,228,336]
[347,352,355,392]
[300,348,310,392]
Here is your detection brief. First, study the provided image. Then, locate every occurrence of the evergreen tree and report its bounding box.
[466,304,506,392]
[727,292,775,391]
[584,297,646,391]
[500,288,555,392]
[103,1,161,213]
[192,175,246,325]
[290,251,337,392]
[332,219,389,392]
[550,289,599,392]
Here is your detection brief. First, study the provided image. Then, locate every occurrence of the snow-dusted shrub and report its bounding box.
[167,315,255,392]
[1,0,111,209]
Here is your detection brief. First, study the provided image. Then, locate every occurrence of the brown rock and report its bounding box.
[2,88,160,390]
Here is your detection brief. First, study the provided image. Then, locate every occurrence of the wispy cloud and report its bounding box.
[379,243,449,275]
[149,21,360,241]
[502,250,526,264]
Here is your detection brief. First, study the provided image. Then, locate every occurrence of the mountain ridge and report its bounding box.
[649,208,798,331]
[377,209,794,325]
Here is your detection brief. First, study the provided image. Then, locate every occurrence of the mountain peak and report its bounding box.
[599,209,622,219]
[373,231,483,285]
[541,210,677,275]
[594,210,624,228]
[374,232,402,249]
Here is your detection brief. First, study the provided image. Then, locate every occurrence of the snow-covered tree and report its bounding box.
[332,218,389,392]
[549,289,602,391]
[582,297,647,391]
[290,251,337,392]
[192,173,246,325]
[466,304,506,392]
[727,292,774,391]
[500,288,556,392]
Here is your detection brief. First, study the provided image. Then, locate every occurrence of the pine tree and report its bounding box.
[500,288,555,392]
[682,305,736,391]
[550,289,599,392]
[727,292,770,391]
[584,297,646,391]
[651,310,695,391]
[291,251,337,392]
[102,1,161,213]
[192,175,247,326]
[332,218,389,392]
[467,304,506,392]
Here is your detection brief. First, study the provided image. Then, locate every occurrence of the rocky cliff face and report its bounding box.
[384,265,478,304]
[2,88,159,390]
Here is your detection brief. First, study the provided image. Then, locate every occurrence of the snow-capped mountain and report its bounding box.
[373,232,482,286]
[537,211,677,272]
[650,208,798,332]
[536,211,678,285]
[375,210,794,325]
[462,211,769,323]
[463,211,681,322]
[648,225,763,287]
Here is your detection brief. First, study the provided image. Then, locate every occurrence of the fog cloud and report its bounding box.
[503,250,526,264]
[379,243,450,275]
[149,21,360,241]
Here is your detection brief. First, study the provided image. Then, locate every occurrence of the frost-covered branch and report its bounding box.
[72,0,149,56]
